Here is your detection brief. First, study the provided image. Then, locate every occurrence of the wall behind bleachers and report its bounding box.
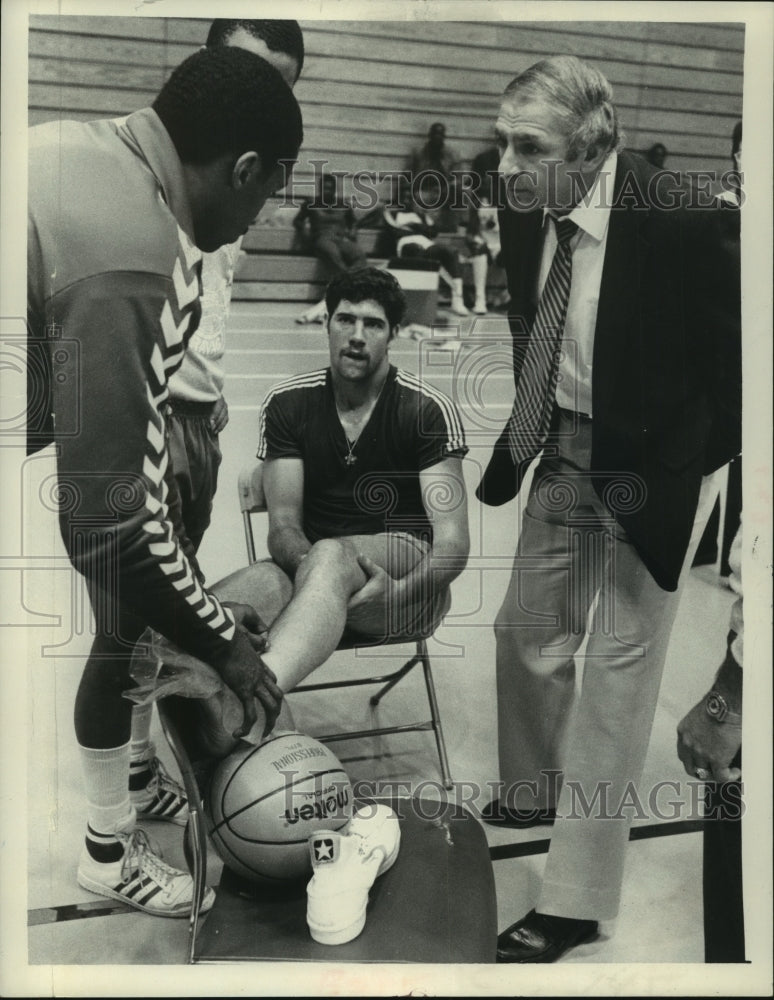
[29,15,744,179]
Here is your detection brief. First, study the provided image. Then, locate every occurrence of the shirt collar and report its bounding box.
[116,108,196,243]
[543,149,617,243]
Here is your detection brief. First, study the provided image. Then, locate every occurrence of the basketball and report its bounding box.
[206,731,353,883]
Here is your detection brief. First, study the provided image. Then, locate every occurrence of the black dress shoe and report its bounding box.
[481,798,556,828]
[496,909,599,963]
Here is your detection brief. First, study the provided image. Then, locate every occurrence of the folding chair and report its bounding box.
[157,692,496,965]
[238,461,454,791]
[157,697,209,964]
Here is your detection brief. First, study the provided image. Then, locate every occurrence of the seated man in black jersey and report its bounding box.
[159,266,470,758]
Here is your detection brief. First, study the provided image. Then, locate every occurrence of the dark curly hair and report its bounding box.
[206,19,304,80]
[153,46,303,170]
[325,267,407,331]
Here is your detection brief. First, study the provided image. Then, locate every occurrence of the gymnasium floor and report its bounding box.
[21,300,747,983]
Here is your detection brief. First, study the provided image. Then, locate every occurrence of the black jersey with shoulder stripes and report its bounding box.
[257,365,467,544]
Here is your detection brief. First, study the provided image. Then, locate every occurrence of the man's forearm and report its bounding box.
[267,525,312,578]
[395,540,468,604]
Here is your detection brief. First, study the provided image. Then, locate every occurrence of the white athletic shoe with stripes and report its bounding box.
[77,827,214,918]
[131,755,189,827]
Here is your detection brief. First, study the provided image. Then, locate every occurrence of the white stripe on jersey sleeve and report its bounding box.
[256,368,328,460]
[395,369,466,454]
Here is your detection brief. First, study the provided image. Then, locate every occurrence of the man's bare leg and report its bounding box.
[221,539,369,693]
[173,535,428,760]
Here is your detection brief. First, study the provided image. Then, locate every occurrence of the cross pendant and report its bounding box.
[345,453,357,466]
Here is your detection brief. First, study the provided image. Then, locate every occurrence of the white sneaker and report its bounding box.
[348,802,401,876]
[306,805,401,945]
[131,754,189,827]
[78,827,215,918]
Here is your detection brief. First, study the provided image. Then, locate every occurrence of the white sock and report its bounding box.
[79,741,135,842]
[130,701,154,761]
[471,254,488,304]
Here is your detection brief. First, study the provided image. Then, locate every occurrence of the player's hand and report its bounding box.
[210,395,229,434]
[221,601,270,652]
[676,697,742,783]
[216,626,283,739]
[347,554,391,610]
[345,554,398,632]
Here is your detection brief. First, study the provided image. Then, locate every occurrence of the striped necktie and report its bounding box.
[506,215,579,466]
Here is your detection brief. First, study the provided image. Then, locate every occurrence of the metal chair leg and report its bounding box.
[369,653,420,706]
[243,511,257,564]
[417,639,454,790]
[157,699,207,963]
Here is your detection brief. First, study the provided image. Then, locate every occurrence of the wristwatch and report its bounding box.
[705,690,741,723]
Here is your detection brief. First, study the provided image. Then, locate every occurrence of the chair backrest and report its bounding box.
[239,462,268,564]
[238,461,268,515]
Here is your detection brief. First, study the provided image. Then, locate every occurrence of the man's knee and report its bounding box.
[213,559,293,625]
[494,617,565,677]
[300,537,363,591]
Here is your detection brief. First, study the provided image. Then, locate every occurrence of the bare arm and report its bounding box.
[394,455,470,602]
[263,456,311,578]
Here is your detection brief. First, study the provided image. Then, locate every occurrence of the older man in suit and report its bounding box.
[477,56,741,962]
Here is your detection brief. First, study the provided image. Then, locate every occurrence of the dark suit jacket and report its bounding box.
[477,151,741,591]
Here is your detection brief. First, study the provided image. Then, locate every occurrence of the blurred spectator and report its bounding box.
[645,142,668,167]
[726,120,743,206]
[383,176,470,316]
[466,144,507,314]
[408,121,463,232]
[294,173,368,324]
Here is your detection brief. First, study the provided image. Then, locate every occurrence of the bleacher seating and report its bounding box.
[233,200,503,305]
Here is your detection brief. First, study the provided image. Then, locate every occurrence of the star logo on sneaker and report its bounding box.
[312,837,336,863]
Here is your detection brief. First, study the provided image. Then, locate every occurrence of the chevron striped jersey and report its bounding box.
[256,365,467,543]
[27,109,236,662]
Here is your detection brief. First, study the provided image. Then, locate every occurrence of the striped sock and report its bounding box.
[128,747,156,798]
[78,741,135,860]
[84,823,127,864]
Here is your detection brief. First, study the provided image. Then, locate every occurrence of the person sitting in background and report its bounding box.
[382,176,470,316]
[408,121,463,233]
[466,144,506,315]
[294,173,368,324]
[644,141,668,167]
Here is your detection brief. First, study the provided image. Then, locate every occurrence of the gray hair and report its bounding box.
[504,55,623,160]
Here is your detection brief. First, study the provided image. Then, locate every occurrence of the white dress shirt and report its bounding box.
[538,151,617,417]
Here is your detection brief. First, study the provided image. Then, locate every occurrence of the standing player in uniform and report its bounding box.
[159,267,471,760]
[124,19,306,850]
[166,19,305,567]
[27,47,302,916]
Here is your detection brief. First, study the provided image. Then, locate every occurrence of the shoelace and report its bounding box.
[119,829,175,888]
[148,756,185,798]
